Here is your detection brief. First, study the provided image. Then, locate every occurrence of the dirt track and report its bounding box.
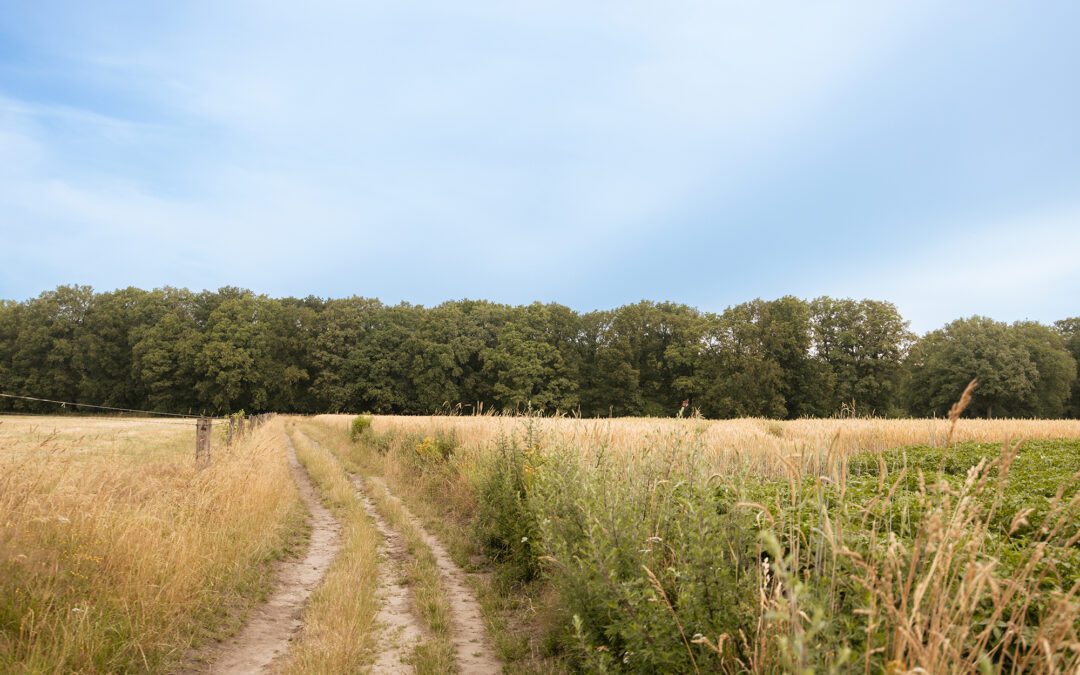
[195,437,341,674]
[298,430,501,674]
[349,473,425,674]
[366,476,502,675]
[192,429,499,674]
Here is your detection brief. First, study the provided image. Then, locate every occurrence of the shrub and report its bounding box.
[530,448,762,671]
[473,437,541,583]
[349,415,373,442]
[412,433,457,463]
[366,430,393,455]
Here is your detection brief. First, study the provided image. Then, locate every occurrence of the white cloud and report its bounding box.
[839,206,1080,331]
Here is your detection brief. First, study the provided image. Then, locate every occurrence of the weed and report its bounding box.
[350,414,373,442]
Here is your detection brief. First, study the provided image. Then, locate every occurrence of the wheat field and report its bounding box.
[316,413,1080,473]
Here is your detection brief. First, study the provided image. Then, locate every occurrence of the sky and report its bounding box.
[1,1,1078,333]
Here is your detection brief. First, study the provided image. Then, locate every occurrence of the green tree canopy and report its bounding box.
[1054,317,1080,418]
[0,286,1075,419]
[904,316,1075,418]
[810,297,913,416]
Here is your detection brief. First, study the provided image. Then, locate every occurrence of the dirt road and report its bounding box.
[195,437,341,674]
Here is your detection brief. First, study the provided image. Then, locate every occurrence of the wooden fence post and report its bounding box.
[196,417,212,465]
[225,416,234,446]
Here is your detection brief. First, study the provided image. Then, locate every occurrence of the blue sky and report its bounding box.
[1,1,1078,333]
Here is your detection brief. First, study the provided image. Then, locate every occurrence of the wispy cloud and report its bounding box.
[0,1,1077,327]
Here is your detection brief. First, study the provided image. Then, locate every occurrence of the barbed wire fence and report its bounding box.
[0,392,274,465]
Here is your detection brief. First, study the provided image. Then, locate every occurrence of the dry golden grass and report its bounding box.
[0,415,303,672]
[316,414,1080,474]
[281,424,382,674]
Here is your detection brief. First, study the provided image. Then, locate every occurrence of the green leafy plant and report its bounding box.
[409,431,458,466]
[349,415,373,442]
[474,437,541,583]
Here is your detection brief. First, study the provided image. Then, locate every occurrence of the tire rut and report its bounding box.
[366,475,502,675]
[348,472,425,674]
[297,430,501,674]
[190,436,341,674]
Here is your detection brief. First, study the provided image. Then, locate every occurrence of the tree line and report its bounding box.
[0,286,1077,419]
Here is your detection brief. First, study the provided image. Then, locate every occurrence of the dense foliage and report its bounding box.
[0,285,1076,418]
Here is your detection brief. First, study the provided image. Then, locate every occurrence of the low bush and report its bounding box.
[349,415,373,442]
[473,437,541,584]
[414,435,456,462]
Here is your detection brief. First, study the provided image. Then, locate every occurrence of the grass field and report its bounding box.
[0,415,304,672]
[3,412,1080,673]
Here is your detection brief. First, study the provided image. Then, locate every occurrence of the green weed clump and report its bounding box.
[473,437,541,584]
[531,444,760,671]
[350,415,373,442]
[399,431,459,474]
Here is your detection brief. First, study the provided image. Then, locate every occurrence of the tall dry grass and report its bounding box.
[0,415,303,672]
[317,413,1080,475]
